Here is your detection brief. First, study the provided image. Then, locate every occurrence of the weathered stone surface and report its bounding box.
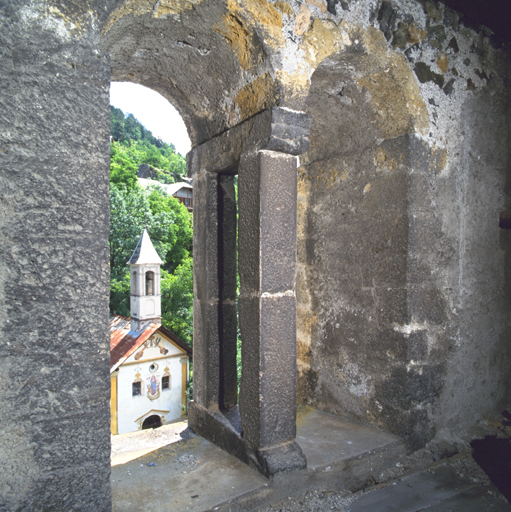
[299,20,511,452]
[378,1,397,41]
[3,0,511,507]
[0,3,111,511]
[259,151,298,294]
[414,62,445,87]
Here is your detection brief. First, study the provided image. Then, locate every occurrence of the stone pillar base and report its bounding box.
[188,401,307,478]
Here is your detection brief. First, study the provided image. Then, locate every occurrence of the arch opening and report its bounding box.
[142,414,162,430]
[145,271,154,296]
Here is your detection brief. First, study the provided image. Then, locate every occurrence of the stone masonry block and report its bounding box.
[260,151,298,294]
[193,171,219,301]
[192,298,220,409]
[218,174,237,302]
[239,295,297,449]
[259,295,298,448]
[238,294,262,441]
[187,107,311,178]
[219,301,238,411]
[238,153,261,295]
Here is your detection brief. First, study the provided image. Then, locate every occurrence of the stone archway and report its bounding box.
[4,1,511,509]
[297,38,434,448]
[101,0,313,477]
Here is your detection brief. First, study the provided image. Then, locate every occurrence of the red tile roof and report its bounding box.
[110,316,192,373]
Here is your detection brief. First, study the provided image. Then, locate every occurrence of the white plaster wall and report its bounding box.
[130,264,162,321]
[116,352,185,434]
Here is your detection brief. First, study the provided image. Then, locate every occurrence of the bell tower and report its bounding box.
[128,229,163,332]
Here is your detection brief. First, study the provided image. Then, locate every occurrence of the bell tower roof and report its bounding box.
[127,229,163,265]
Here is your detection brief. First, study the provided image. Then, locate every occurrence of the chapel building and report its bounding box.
[109,229,191,435]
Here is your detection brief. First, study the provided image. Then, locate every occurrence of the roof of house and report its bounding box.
[137,178,192,196]
[110,315,192,373]
[127,228,163,265]
[163,182,193,196]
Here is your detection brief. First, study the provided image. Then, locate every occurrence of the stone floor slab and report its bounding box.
[426,485,511,512]
[349,463,511,512]
[111,406,405,512]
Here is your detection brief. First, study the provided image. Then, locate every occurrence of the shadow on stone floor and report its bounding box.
[471,435,511,503]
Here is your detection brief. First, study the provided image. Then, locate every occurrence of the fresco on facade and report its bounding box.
[146,374,161,400]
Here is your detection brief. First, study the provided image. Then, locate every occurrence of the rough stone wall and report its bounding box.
[1,0,511,508]
[0,1,112,510]
[295,0,511,450]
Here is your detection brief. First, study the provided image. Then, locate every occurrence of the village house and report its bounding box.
[137,163,194,212]
[138,178,194,212]
[109,229,191,435]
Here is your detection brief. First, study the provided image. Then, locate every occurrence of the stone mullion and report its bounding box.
[192,169,221,410]
[189,107,310,477]
[238,150,303,455]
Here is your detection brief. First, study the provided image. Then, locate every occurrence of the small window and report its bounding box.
[162,375,170,390]
[145,271,155,295]
[132,381,141,396]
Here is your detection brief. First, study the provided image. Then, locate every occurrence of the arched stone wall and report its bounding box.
[296,8,511,450]
[2,0,511,509]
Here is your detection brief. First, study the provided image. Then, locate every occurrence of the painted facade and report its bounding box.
[110,322,190,434]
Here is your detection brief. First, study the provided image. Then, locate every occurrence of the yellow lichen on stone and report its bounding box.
[360,26,390,71]
[307,0,327,14]
[374,147,387,167]
[275,69,310,104]
[297,308,317,346]
[274,1,294,16]
[374,147,399,170]
[437,52,448,74]
[47,5,84,37]
[301,19,350,67]
[363,183,371,194]
[357,53,429,138]
[407,24,427,45]
[232,72,275,120]
[154,0,204,17]
[294,4,312,36]
[429,145,447,174]
[226,0,284,48]
[102,0,157,33]
[215,13,259,70]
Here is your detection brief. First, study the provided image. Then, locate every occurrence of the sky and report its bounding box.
[109,82,191,156]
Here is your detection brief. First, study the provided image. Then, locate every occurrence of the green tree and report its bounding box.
[161,258,193,346]
[110,142,138,190]
[146,185,192,273]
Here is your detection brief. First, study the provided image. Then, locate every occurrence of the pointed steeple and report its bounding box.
[128,230,163,332]
[127,228,163,265]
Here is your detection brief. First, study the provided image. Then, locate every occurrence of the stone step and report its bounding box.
[111,406,405,512]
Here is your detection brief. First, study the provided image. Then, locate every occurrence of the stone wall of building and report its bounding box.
[295,0,511,450]
[1,0,510,508]
[0,1,112,510]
